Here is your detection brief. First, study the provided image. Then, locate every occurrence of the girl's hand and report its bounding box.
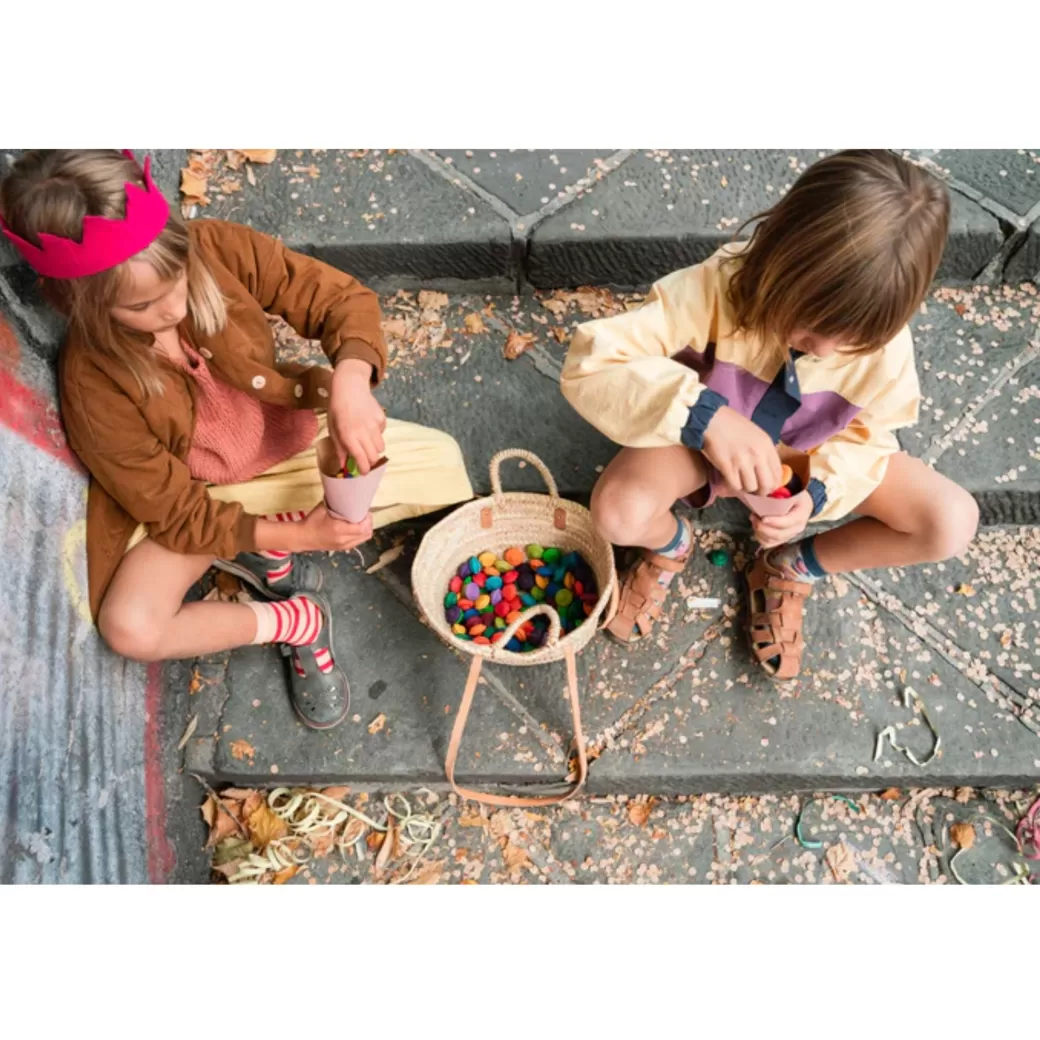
[750,491,814,548]
[329,358,386,475]
[298,503,373,552]
[701,406,783,494]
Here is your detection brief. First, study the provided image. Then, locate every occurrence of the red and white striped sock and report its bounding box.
[246,596,336,675]
[260,511,307,584]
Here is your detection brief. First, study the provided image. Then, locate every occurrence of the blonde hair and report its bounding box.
[0,149,227,396]
[725,150,950,363]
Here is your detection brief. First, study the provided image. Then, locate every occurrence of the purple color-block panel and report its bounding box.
[781,390,862,451]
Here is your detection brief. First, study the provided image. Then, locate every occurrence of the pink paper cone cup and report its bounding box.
[734,489,799,518]
[316,437,387,523]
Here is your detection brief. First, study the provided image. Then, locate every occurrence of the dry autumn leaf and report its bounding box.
[550,326,569,343]
[246,801,289,850]
[825,841,855,883]
[463,313,487,335]
[214,570,243,599]
[238,149,277,164]
[201,795,244,847]
[502,841,531,873]
[219,178,242,194]
[627,798,656,827]
[458,813,487,828]
[230,738,256,763]
[180,168,208,200]
[374,816,398,874]
[950,822,976,850]
[406,859,445,885]
[177,714,198,751]
[272,865,299,885]
[504,331,535,360]
[417,290,449,311]
[955,583,976,597]
[879,788,902,801]
[368,713,387,735]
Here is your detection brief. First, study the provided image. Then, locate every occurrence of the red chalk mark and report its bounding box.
[144,662,176,884]
[0,364,83,472]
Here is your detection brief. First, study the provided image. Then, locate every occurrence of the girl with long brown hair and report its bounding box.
[1,149,473,728]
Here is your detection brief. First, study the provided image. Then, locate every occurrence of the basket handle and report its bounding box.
[489,449,560,502]
[445,648,587,808]
[493,603,562,653]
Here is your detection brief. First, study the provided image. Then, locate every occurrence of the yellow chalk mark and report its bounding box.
[61,517,92,624]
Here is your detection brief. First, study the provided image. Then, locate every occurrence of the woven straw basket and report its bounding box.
[412,449,617,806]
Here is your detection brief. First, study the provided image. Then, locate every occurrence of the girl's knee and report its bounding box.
[591,474,669,544]
[920,487,979,560]
[98,601,164,662]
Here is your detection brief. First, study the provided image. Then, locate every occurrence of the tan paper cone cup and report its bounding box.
[316,436,387,523]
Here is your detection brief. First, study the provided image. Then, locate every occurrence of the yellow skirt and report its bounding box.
[127,415,474,553]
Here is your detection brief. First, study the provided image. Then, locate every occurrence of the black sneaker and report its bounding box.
[214,552,323,601]
[281,592,350,730]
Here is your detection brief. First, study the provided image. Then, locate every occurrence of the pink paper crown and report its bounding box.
[0,150,170,279]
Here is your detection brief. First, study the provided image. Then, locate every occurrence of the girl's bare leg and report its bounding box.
[810,453,979,573]
[590,445,709,548]
[98,540,258,662]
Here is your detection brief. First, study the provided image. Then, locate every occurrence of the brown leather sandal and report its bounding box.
[605,549,687,644]
[746,553,813,680]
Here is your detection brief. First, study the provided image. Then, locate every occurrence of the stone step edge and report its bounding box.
[191,766,1040,796]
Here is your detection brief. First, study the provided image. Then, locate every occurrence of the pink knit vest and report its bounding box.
[174,340,318,485]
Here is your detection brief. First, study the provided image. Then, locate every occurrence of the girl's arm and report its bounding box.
[806,339,922,522]
[560,261,729,450]
[195,219,387,382]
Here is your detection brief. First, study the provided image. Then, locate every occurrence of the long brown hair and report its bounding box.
[725,150,950,363]
[0,149,227,396]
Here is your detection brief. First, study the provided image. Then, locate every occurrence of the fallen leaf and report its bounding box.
[954,787,974,804]
[366,831,383,851]
[202,795,244,847]
[177,714,199,751]
[220,787,258,801]
[214,570,243,599]
[417,290,449,311]
[999,630,1012,649]
[238,149,277,164]
[503,331,535,360]
[230,738,256,763]
[463,313,487,334]
[246,801,289,850]
[180,168,209,201]
[458,813,487,828]
[188,668,202,695]
[950,822,975,850]
[382,317,411,339]
[489,810,513,840]
[627,798,656,827]
[272,865,299,885]
[720,175,728,187]
[212,837,253,877]
[955,583,976,597]
[825,841,855,883]
[502,841,531,873]
[218,178,242,194]
[320,785,351,803]
[365,543,405,575]
[374,816,398,874]
[225,150,245,170]
[879,788,901,801]
[246,165,257,188]
[550,326,569,343]
[406,859,445,885]
[368,713,387,735]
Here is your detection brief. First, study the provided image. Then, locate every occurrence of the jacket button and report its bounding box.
[294,383,304,398]
[199,347,213,359]
[317,387,329,398]
[252,375,266,389]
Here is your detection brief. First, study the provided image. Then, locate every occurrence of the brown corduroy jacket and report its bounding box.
[59,218,387,620]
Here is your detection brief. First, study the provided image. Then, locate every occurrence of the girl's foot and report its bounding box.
[247,593,350,729]
[746,551,814,680]
[215,551,324,600]
[605,515,693,644]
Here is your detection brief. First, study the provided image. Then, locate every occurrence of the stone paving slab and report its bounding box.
[906,149,1040,218]
[433,149,614,216]
[183,553,571,789]
[527,149,1005,288]
[193,150,516,290]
